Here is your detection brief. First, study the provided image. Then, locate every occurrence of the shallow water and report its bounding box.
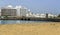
[0,20,51,24]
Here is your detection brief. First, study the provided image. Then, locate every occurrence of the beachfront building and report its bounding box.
[0,5,58,18]
[39,14,46,18]
[15,6,29,17]
[26,13,58,18]
[26,13,46,18]
[48,14,57,18]
[1,5,17,16]
[26,12,34,17]
[0,5,30,18]
[15,6,21,17]
[20,7,28,17]
[0,9,1,16]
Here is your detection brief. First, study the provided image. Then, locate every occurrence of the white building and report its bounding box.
[48,14,57,18]
[26,13,46,18]
[20,7,28,16]
[26,13,57,18]
[15,6,21,16]
[39,14,46,18]
[0,9,1,16]
[15,5,29,17]
[0,5,58,18]
[0,5,30,17]
[26,9,34,17]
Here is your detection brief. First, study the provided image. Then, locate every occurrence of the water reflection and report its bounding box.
[0,20,17,24]
[0,20,36,24]
[0,20,49,24]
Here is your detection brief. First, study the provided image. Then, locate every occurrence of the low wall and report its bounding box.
[0,17,60,22]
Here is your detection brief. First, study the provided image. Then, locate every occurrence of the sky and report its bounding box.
[0,0,60,15]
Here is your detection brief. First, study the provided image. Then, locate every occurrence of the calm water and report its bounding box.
[0,20,49,24]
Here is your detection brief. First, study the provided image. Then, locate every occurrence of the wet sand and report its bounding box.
[0,22,60,35]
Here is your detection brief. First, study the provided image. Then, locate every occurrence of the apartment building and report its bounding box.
[15,6,29,17]
[1,8,16,16]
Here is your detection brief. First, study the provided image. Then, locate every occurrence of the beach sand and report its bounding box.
[0,22,60,35]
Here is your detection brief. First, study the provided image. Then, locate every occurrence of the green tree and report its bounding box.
[0,16,1,18]
[4,15,9,19]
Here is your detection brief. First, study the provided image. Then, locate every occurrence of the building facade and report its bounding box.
[0,9,1,16]
[20,8,28,17]
[1,8,17,16]
[1,5,29,17]
[15,6,29,17]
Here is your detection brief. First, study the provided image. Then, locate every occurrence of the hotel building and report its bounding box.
[15,6,28,17]
[1,8,16,16]
[1,5,17,16]
[0,5,29,17]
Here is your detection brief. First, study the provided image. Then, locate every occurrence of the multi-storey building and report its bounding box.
[0,9,1,16]
[0,5,31,17]
[20,7,28,17]
[1,8,16,16]
[15,6,29,17]
[1,5,17,16]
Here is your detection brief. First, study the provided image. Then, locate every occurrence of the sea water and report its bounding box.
[0,20,50,24]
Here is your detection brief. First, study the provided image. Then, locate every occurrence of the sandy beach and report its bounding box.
[0,22,60,35]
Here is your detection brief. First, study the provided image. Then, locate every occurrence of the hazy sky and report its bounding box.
[0,0,60,15]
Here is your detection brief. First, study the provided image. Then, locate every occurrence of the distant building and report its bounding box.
[48,14,57,18]
[0,5,29,17]
[15,6,21,17]
[0,9,1,16]
[1,8,17,16]
[26,12,34,17]
[20,7,28,17]
[26,13,46,18]
[39,14,46,18]
[0,5,58,18]
[1,5,17,16]
[15,6,29,17]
